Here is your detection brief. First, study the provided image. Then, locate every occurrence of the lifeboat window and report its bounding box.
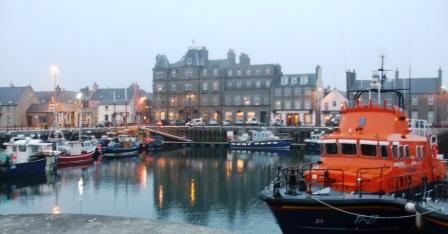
[324,143,338,155]
[341,143,357,155]
[403,145,410,158]
[420,146,425,160]
[380,145,388,159]
[398,146,404,158]
[361,144,377,157]
[392,145,399,158]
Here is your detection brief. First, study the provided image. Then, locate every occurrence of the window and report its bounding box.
[332,101,337,107]
[265,68,271,75]
[284,87,292,96]
[284,100,291,109]
[305,99,311,109]
[170,96,177,106]
[392,145,399,158]
[294,99,302,109]
[274,88,282,96]
[246,80,252,87]
[255,69,261,75]
[202,69,207,77]
[341,143,357,155]
[281,77,289,85]
[12,146,17,152]
[428,111,434,122]
[412,96,418,105]
[246,69,251,76]
[185,69,193,78]
[185,83,193,91]
[171,70,177,78]
[225,96,232,105]
[294,87,302,95]
[274,100,281,109]
[291,77,298,84]
[156,83,164,92]
[361,144,377,157]
[325,143,338,155]
[155,71,165,79]
[212,81,218,91]
[256,80,261,88]
[228,70,233,76]
[19,145,26,152]
[213,69,218,76]
[263,96,270,105]
[411,111,418,119]
[236,80,242,88]
[253,95,261,105]
[200,96,208,106]
[324,102,329,111]
[237,70,242,76]
[202,82,208,91]
[234,95,241,105]
[265,80,271,87]
[380,145,388,159]
[398,145,404,158]
[212,96,219,106]
[243,96,250,105]
[105,114,109,121]
[170,83,177,92]
[428,96,434,105]
[305,87,311,95]
[403,145,410,158]
[300,75,308,84]
[227,80,233,88]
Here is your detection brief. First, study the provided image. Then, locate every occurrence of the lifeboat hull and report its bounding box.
[259,191,416,234]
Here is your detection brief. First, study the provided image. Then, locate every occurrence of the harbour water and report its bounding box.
[0,148,318,233]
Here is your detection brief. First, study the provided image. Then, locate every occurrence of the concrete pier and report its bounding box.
[0,214,230,234]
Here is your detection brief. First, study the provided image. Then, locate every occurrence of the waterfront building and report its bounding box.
[346,67,446,125]
[88,82,145,125]
[271,66,324,126]
[320,88,348,126]
[0,85,39,129]
[153,47,282,124]
[27,86,85,128]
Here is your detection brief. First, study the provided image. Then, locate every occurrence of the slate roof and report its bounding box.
[27,103,80,113]
[349,77,441,94]
[0,86,30,106]
[36,90,79,104]
[90,88,134,105]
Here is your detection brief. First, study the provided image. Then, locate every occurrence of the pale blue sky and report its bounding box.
[0,0,447,92]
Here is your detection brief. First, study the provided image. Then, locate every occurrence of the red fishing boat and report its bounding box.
[58,137,98,167]
[259,62,447,234]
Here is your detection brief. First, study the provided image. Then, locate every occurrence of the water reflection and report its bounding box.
[0,148,312,233]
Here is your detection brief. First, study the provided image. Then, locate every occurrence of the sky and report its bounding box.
[0,0,447,92]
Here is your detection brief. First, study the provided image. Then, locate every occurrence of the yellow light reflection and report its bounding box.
[226,160,233,177]
[138,164,147,188]
[78,177,84,197]
[190,179,196,206]
[158,185,164,209]
[237,159,244,174]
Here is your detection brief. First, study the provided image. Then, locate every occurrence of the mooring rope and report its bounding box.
[309,196,435,219]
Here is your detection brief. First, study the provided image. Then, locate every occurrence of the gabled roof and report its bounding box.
[0,86,30,106]
[36,90,79,104]
[349,77,441,94]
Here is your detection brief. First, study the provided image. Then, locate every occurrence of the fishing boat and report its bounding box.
[1,137,60,178]
[229,128,291,150]
[416,182,448,233]
[259,64,447,233]
[57,135,98,167]
[304,129,326,153]
[102,134,140,158]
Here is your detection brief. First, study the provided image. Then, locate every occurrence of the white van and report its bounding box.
[186,118,204,126]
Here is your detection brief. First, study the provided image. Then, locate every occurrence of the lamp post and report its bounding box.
[76,92,83,128]
[188,93,195,120]
[50,65,59,129]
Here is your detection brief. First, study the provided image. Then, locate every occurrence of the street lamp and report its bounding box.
[50,65,59,129]
[188,94,195,120]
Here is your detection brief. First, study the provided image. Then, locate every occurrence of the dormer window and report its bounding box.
[300,75,308,84]
[281,77,289,85]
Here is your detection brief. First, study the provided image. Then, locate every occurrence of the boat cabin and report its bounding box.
[4,138,55,163]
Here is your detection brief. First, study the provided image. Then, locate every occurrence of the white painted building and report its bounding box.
[320,88,348,126]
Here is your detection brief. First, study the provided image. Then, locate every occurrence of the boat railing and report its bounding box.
[305,167,345,195]
[356,166,389,198]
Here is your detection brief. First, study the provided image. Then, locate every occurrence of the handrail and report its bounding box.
[355,166,390,198]
[305,168,345,194]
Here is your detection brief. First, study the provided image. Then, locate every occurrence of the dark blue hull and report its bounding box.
[416,203,448,234]
[102,146,140,158]
[259,192,416,234]
[0,156,56,179]
[229,139,291,150]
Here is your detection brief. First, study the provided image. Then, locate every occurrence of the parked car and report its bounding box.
[222,120,230,126]
[186,118,205,127]
[208,119,218,125]
[235,119,244,125]
[245,117,260,125]
[170,119,186,126]
[270,119,283,126]
[156,120,170,126]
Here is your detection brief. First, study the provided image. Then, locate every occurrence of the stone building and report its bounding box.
[0,85,39,129]
[271,66,324,126]
[346,67,445,125]
[152,47,281,124]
